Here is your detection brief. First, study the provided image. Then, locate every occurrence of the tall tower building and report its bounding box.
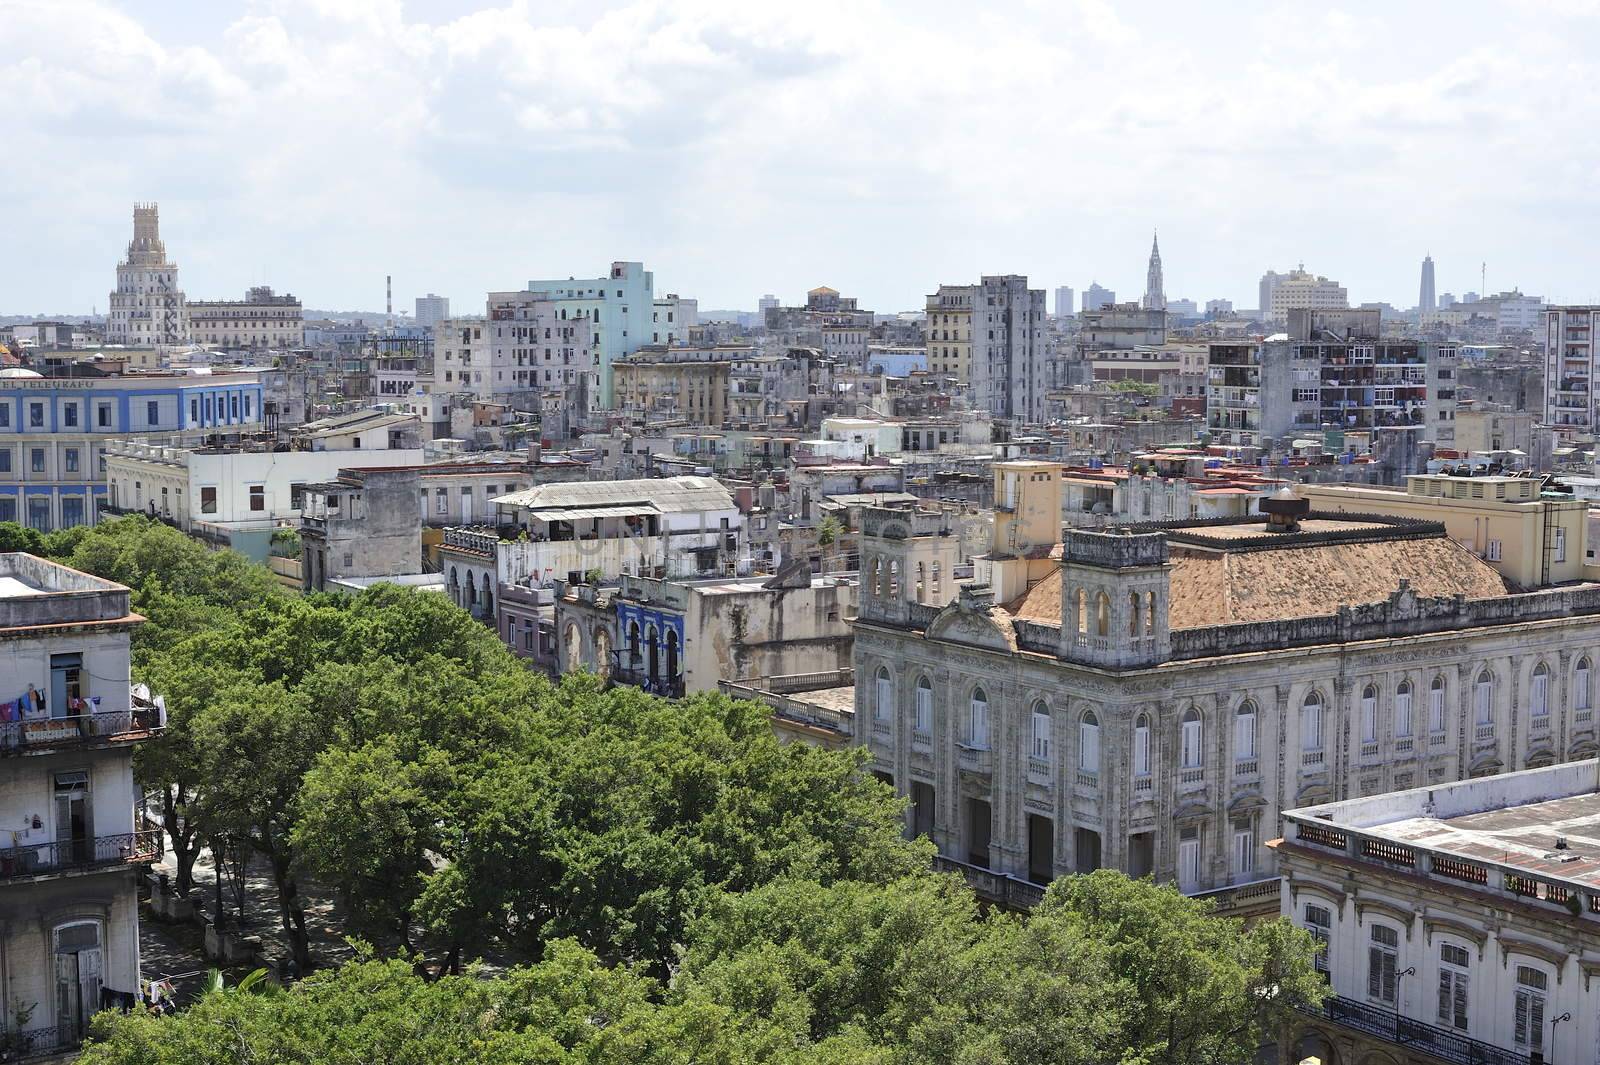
[1054,286,1075,317]
[1419,255,1436,312]
[1142,232,1165,311]
[107,203,188,346]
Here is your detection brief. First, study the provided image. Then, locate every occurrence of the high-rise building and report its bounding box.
[1544,306,1600,431]
[1142,232,1165,311]
[188,286,303,350]
[107,203,188,346]
[1419,255,1436,312]
[1205,299,1233,319]
[1082,283,1115,312]
[524,262,655,409]
[1439,292,1456,309]
[1258,270,1288,317]
[758,294,779,316]
[925,276,1046,421]
[415,294,450,328]
[1054,286,1075,318]
[1267,266,1348,324]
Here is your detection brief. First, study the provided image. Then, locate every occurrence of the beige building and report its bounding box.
[854,464,1600,907]
[1452,407,1535,456]
[1299,474,1592,589]
[1277,760,1600,1065]
[1268,266,1348,324]
[106,203,187,346]
[612,356,729,426]
[187,286,303,350]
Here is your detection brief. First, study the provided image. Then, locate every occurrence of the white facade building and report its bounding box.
[0,553,162,1057]
[415,294,450,329]
[187,286,303,351]
[1279,760,1600,1065]
[106,204,187,347]
[524,262,656,409]
[1545,306,1600,432]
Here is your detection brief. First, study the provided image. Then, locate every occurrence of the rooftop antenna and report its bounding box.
[386,275,393,332]
[1481,261,1486,297]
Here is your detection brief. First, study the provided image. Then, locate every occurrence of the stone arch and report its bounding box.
[888,560,900,599]
[1179,706,1203,768]
[1128,590,1141,637]
[1291,1026,1343,1065]
[563,621,582,670]
[593,627,613,681]
[1093,591,1110,637]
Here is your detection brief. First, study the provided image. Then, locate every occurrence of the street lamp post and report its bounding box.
[1549,1010,1572,1065]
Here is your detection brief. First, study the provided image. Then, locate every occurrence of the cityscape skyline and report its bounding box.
[6,0,1600,315]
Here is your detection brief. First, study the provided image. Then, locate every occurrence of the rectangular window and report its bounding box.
[0,449,9,473]
[230,395,240,420]
[1232,819,1256,877]
[29,402,44,428]
[1361,691,1377,742]
[1430,683,1446,732]
[1514,967,1546,1051]
[30,448,44,473]
[146,400,159,425]
[1438,944,1469,1031]
[64,448,78,474]
[914,684,932,734]
[1133,720,1150,777]
[1395,687,1413,737]
[62,404,77,427]
[1368,925,1398,1004]
[969,698,990,749]
[1178,829,1201,891]
[1181,716,1202,768]
[0,404,9,427]
[0,498,14,522]
[1305,905,1332,977]
[1555,527,1567,563]
[1032,711,1052,760]
[200,486,217,514]
[248,485,265,512]
[1235,707,1256,759]
[1486,539,1502,562]
[97,403,111,428]
[435,488,448,515]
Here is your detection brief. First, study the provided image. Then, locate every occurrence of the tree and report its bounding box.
[0,521,43,554]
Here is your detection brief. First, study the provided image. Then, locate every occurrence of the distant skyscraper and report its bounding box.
[1082,283,1115,312]
[1439,292,1456,309]
[1258,270,1287,315]
[1419,255,1436,312]
[1205,298,1233,319]
[758,294,779,314]
[1142,232,1165,311]
[415,293,450,328]
[108,203,188,345]
[1463,291,1481,304]
[1054,286,1075,317]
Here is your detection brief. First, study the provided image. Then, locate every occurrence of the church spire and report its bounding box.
[1142,230,1165,311]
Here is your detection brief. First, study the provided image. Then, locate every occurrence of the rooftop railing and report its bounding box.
[0,828,162,882]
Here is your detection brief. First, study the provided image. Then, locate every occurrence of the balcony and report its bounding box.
[933,855,1047,911]
[1302,749,1325,768]
[957,744,993,774]
[1075,769,1099,791]
[0,829,162,882]
[1299,995,1530,1065]
[1027,756,1052,783]
[612,668,685,699]
[0,707,162,757]
[1178,765,1205,787]
[1234,757,1259,779]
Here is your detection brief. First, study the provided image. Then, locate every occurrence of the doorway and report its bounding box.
[54,771,91,864]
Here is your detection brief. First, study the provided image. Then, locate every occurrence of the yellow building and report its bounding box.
[612,357,729,426]
[925,286,973,384]
[1298,474,1594,588]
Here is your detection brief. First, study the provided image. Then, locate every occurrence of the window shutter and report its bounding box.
[1453,973,1467,1030]
[1529,992,1544,1050]
[1368,947,1381,999]
[1382,952,1396,1003]
[1438,972,1451,1026]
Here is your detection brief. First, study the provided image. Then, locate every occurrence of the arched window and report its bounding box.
[914,676,933,734]
[1578,658,1592,713]
[931,562,942,601]
[1075,588,1087,634]
[1031,703,1052,761]
[1078,709,1100,772]
[1430,675,1447,733]
[1235,701,1257,760]
[1129,592,1142,637]
[968,688,991,749]
[1094,592,1111,637]
[1133,713,1151,778]
[869,558,882,599]
[874,667,894,722]
[1180,708,1202,768]
[1531,663,1549,718]
[1302,691,1324,751]
[1361,685,1378,743]
[1475,670,1493,725]
[916,562,926,603]
[1395,681,1413,738]
[1145,591,1156,635]
[888,560,900,599]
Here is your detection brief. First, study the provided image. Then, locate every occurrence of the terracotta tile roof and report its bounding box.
[1003,534,1508,632]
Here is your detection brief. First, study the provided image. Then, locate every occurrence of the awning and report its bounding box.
[529,504,660,521]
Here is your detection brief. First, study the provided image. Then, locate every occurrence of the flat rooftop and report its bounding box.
[1372,792,1600,887]
[0,574,45,599]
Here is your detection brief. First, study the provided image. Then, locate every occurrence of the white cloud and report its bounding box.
[1,0,1598,312]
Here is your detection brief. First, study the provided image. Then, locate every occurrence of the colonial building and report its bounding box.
[1277,760,1600,1065]
[853,461,1600,904]
[106,204,187,347]
[0,553,162,1057]
[187,286,303,351]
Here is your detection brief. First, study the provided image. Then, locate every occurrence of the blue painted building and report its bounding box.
[525,262,655,409]
[0,370,265,530]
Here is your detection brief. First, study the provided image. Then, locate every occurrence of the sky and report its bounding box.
[4,0,1600,317]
